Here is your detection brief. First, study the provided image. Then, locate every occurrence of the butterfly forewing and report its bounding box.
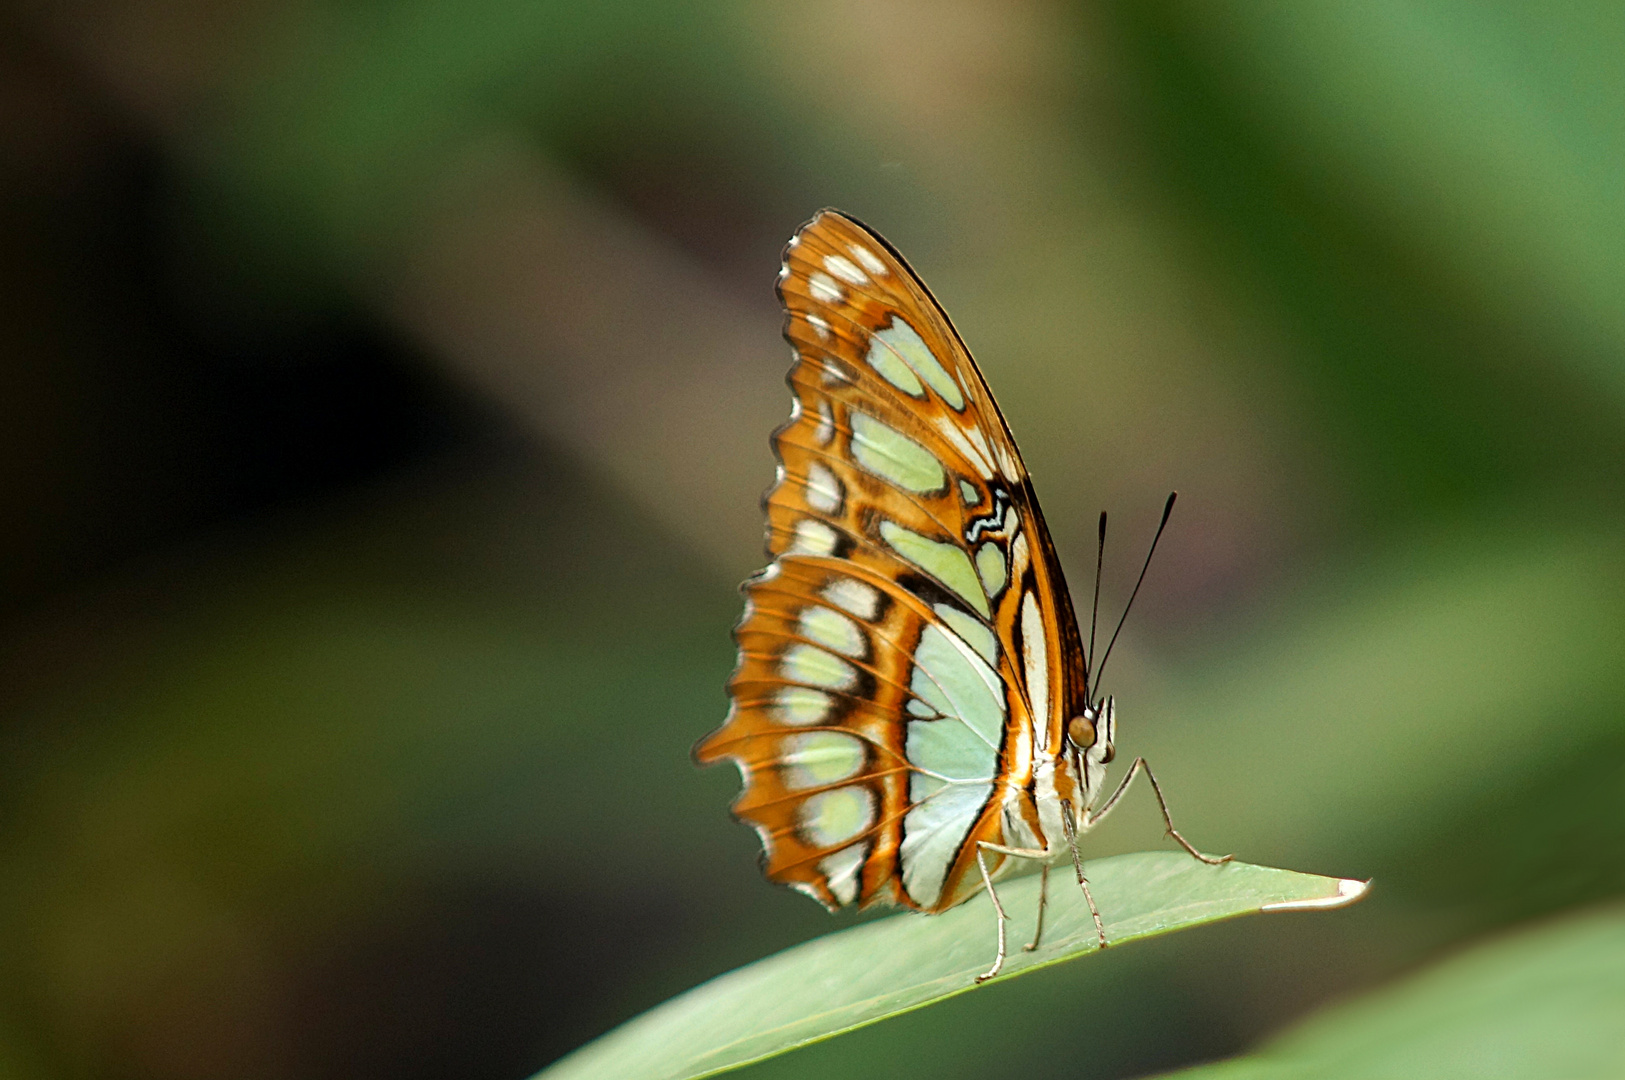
[695,210,1088,915]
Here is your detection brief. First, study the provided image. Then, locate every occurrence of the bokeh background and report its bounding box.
[3,2,1623,1078]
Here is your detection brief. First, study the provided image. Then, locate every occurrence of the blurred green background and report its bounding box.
[2,2,1622,1078]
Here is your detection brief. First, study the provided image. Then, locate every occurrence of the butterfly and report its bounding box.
[694,209,1229,981]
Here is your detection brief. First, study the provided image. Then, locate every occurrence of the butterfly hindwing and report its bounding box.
[717,556,997,911]
[696,210,1089,914]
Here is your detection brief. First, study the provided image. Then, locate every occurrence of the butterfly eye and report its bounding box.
[1067,715,1096,747]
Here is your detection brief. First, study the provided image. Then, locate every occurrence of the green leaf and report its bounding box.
[1155,902,1625,1079]
[534,852,1365,1080]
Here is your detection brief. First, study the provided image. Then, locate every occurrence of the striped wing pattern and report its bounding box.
[695,210,1090,913]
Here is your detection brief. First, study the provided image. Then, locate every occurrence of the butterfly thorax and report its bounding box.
[1003,694,1116,864]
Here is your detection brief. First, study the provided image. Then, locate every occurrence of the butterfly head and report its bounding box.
[1067,696,1116,768]
[1061,696,1116,818]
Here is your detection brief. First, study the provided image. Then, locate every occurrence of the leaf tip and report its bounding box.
[1261,876,1370,913]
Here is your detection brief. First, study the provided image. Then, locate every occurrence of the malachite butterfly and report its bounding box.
[695,210,1228,980]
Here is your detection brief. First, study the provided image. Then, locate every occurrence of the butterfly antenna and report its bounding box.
[1085,510,1107,695]
[1094,492,1177,691]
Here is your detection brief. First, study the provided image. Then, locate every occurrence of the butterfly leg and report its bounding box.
[1023,864,1049,952]
[973,846,1009,984]
[973,841,1053,983]
[1059,804,1109,948]
[1087,757,1233,865]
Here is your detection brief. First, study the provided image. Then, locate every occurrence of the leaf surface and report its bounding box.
[536,851,1366,1080]
[1156,903,1625,1079]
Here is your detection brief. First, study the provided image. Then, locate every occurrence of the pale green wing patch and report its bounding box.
[780,731,867,788]
[932,603,998,665]
[871,318,966,410]
[863,333,926,397]
[848,410,947,495]
[974,542,1007,598]
[898,779,992,906]
[908,623,1004,749]
[879,520,989,617]
[781,644,856,691]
